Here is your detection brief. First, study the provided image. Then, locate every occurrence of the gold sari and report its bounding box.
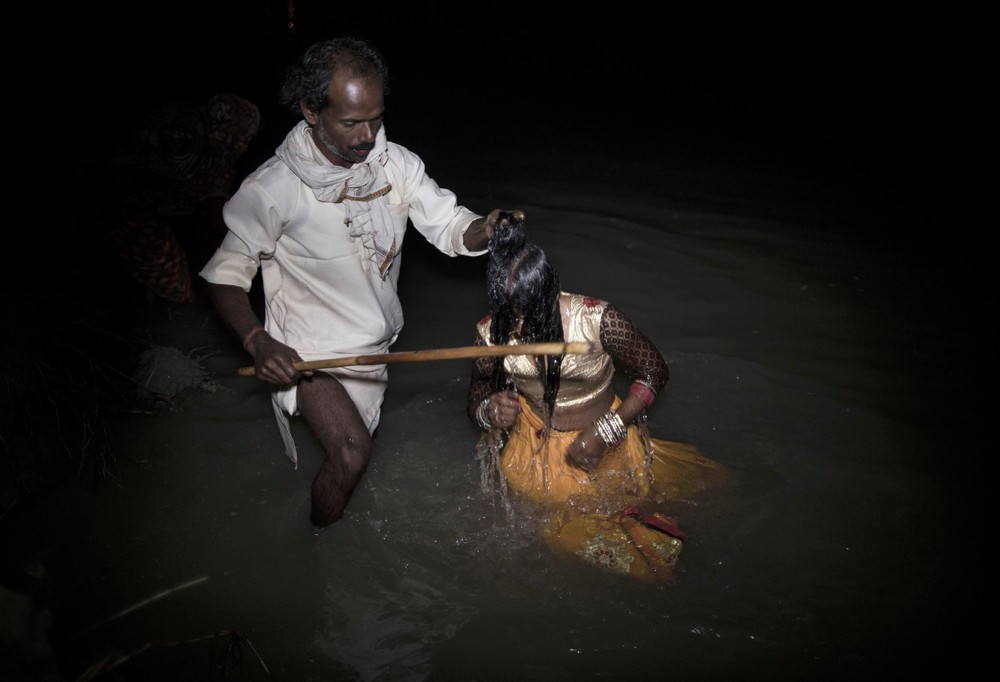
[495,396,728,583]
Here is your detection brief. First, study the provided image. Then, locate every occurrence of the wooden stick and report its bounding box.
[238,341,594,377]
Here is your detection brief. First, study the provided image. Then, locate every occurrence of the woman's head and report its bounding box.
[486,213,564,407]
[487,213,562,345]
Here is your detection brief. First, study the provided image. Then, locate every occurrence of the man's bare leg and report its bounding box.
[297,373,373,528]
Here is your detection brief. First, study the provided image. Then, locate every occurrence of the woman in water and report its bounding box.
[467,214,727,582]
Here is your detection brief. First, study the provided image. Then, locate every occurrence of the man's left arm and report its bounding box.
[388,146,522,255]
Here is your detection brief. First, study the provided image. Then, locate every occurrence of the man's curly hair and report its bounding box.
[279,36,390,116]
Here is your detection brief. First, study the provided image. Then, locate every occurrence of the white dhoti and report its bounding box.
[271,363,388,467]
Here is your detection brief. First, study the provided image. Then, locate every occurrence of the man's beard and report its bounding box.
[313,123,354,165]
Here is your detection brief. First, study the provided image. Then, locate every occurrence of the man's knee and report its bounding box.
[341,433,373,474]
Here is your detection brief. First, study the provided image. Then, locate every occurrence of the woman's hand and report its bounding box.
[566,430,607,472]
[488,389,520,429]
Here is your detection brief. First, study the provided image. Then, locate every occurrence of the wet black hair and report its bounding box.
[487,213,563,412]
[280,36,390,116]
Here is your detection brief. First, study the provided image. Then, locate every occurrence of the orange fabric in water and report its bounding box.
[543,508,684,583]
[500,395,728,509]
[500,395,652,507]
[497,396,728,582]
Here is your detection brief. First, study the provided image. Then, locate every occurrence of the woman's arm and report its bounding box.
[467,328,520,432]
[599,303,669,427]
[467,333,498,425]
[566,304,669,471]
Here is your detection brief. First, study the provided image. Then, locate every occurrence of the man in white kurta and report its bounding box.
[199,36,521,529]
[200,121,485,465]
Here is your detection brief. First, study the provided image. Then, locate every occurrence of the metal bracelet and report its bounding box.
[594,411,626,448]
[476,398,493,431]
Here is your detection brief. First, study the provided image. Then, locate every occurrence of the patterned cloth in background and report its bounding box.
[87,93,261,302]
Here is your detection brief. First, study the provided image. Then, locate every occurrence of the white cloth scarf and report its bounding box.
[275,120,396,279]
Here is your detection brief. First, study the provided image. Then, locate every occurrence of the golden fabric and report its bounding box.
[478,293,616,412]
[544,509,684,583]
[493,397,728,583]
[500,396,727,509]
[501,394,652,507]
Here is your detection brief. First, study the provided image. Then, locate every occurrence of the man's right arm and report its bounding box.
[208,283,262,348]
[207,282,308,386]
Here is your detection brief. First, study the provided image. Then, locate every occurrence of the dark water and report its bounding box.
[5,9,983,681]
[9,142,981,680]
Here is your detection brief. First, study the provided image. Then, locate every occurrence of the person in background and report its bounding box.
[84,92,261,303]
[200,36,522,528]
[467,214,727,582]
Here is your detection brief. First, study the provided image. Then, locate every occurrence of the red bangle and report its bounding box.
[243,326,266,351]
[629,381,655,407]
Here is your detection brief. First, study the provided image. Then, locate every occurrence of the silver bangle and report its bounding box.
[476,398,493,431]
[594,411,626,448]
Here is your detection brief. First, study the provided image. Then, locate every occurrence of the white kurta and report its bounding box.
[200,134,484,465]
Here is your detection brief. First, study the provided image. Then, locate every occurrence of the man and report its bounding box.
[200,37,522,528]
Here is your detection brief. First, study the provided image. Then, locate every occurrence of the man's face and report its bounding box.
[305,71,385,168]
